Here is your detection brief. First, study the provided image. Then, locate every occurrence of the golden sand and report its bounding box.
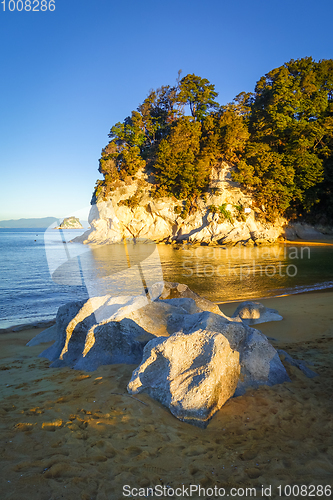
[0,292,333,499]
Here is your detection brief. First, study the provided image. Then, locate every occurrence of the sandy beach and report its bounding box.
[0,291,332,499]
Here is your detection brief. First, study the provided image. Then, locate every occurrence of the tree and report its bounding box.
[98,110,146,182]
[154,117,210,198]
[137,85,180,151]
[177,74,219,121]
[234,57,333,217]
[233,143,295,219]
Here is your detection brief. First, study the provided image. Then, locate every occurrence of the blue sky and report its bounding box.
[0,0,332,219]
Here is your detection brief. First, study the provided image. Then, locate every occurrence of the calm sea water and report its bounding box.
[0,229,89,329]
[1,228,333,329]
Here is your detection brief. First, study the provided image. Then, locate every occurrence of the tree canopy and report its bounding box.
[95,59,333,222]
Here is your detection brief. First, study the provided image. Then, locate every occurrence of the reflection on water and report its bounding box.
[89,241,157,279]
[47,237,163,299]
[157,244,333,302]
[44,226,333,304]
[81,241,163,297]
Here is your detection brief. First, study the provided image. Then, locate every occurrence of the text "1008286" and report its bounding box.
[1,0,55,11]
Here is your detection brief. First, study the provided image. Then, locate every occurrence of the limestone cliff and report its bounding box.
[78,163,288,246]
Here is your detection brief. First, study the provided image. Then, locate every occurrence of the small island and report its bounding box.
[55,216,83,229]
[82,59,333,247]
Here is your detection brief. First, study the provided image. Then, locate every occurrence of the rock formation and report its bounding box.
[128,321,242,427]
[232,301,283,325]
[128,310,290,426]
[74,164,287,246]
[34,287,229,370]
[283,222,333,241]
[150,281,224,316]
[28,282,315,427]
[55,216,83,229]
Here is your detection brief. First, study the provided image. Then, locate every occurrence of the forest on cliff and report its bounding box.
[95,58,333,223]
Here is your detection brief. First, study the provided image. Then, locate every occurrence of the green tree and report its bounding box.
[177,74,219,121]
[95,64,333,222]
[99,110,146,182]
[154,117,210,198]
[233,143,294,219]
[234,57,333,217]
[138,85,181,151]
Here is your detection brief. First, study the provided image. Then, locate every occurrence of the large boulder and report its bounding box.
[232,300,283,325]
[121,297,202,336]
[128,324,241,428]
[28,282,295,427]
[36,291,208,369]
[128,311,290,427]
[39,298,101,366]
[40,297,156,370]
[70,319,155,371]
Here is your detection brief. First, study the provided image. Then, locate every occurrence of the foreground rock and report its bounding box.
[128,319,241,427]
[38,297,152,369]
[232,301,283,325]
[37,291,214,369]
[27,282,310,427]
[128,311,290,427]
[67,319,154,371]
[35,281,233,371]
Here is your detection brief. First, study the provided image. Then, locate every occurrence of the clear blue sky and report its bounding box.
[0,0,332,220]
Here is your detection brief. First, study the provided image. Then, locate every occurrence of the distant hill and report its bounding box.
[0,217,59,228]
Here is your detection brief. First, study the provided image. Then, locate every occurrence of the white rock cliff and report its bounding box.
[77,163,287,246]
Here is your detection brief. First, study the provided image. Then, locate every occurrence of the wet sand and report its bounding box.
[220,288,333,343]
[0,292,333,499]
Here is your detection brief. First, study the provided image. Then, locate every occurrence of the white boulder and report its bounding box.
[128,311,290,426]
[232,300,283,325]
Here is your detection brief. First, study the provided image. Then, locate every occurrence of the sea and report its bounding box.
[1,227,333,330]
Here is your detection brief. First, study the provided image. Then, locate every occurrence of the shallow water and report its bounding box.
[0,229,88,329]
[1,227,333,329]
[157,243,333,302]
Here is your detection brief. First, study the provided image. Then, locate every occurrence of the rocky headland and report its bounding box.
[74,164,333,247]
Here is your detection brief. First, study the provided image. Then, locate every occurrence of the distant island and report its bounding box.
[55,216,83,229]
[0,217,59,228]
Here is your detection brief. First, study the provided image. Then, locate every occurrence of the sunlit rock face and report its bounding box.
[35,282,233,371]
[75,165,286,246]
[128,322,242,428]
[128,310,290,427]
[29,282,293,427]
[38,295,194,369]
[152,281,227,317]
